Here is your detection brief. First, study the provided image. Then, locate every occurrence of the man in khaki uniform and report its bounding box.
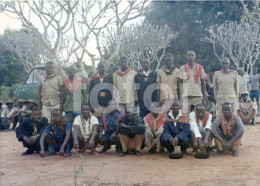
[157,53,180,112]
[179,51,206,113]
[237,91,256,125]
[38,61,63,122]
[113,56,137,114]
[213,57,238,116]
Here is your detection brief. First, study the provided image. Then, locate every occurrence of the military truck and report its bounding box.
[13,65,46,103]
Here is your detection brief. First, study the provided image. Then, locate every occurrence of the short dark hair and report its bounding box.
[52,108,61,115]
[120,56,127,62]
[196,103,205,110]
[98,61,106,66]
[164,53,173,60]
[221,57,230,63]
[32,107,40,113]
[46,61,54,67]
[222,102,232,108]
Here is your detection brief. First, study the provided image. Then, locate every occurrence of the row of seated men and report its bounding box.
[14,99,244,158]
[1,88,255,133]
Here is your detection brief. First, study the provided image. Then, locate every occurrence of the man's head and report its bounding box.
[26,99,37,109]
[150,101,160,114]
[222,102,233,119]
[241,93,249,102]
[220,57,230,71]
[125,106,136,120]
[81,104,91,118]
[253,67,258,75]
[31,107,41,121]
[170,99,180,114]
[120,56,128,71]
[18,99,25,108]
[238,68,244,76]
[186,50,196,64]
[195,103,206,121]
[97,61,106,75]
[164,53,174,69]
[51,109,62,123]
[107,100,117,113]
[6,100,13,109]
[45,61,54,76]
[141,58,150,72]
[68,64,76,78]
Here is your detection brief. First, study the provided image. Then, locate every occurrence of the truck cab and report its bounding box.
[13,65,46,103]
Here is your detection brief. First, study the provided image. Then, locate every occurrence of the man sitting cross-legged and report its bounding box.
[73,104,99,155]
[211,102,245,157]
[189,103,213,156]
[160,99,190,155]
[117,106,145,157]
[40,109,72,157]
[98,100,123,154]
[144,101,166,154]
[16,107,48,155]
[237,91,256,125]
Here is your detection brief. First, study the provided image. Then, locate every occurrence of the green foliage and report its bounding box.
[0,29,27,86]
[145,1,246,72]
[0,84,20,101]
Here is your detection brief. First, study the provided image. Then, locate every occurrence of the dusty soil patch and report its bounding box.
[1,117,260,186]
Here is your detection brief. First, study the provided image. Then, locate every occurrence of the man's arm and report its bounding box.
[177,77,181,100]
[40,132,48,157]
[226,116,244,147]
[89,124,99,148]
[176,123,190,140]
[73,125,80,149]
[59,85,63,112]
[38,84,43,110]
[213,73,218,101]
[201,78,207,105]
[234,73,239,99]
[60,130,71,155]
[211,117,225,144]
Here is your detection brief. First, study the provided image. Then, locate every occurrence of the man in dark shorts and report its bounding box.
[249,67,260,116]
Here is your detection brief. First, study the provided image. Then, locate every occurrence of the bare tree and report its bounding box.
[69,0,147,72]
[240,0,260,23]
[104,22,178,71]
[3,29,51,72]
[1,0,147,78]
[202,22,260,74]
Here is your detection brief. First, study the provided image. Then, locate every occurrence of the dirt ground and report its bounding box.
[1,117,260,186]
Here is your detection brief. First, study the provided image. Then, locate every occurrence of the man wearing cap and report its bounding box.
[211,102,244,157]
[21,99,38,121]
[1,100,15,130]
[214,57,238,116]
[63,64,87,123]
[6,99,26,130]
[237,91,256,125]
[38,61,63,122]
[179,51,207,113]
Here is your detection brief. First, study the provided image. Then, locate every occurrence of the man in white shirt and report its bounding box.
[189,103,212,155]
[72,104,99,154]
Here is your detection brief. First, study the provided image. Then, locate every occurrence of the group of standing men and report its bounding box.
[1,50,259,158]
